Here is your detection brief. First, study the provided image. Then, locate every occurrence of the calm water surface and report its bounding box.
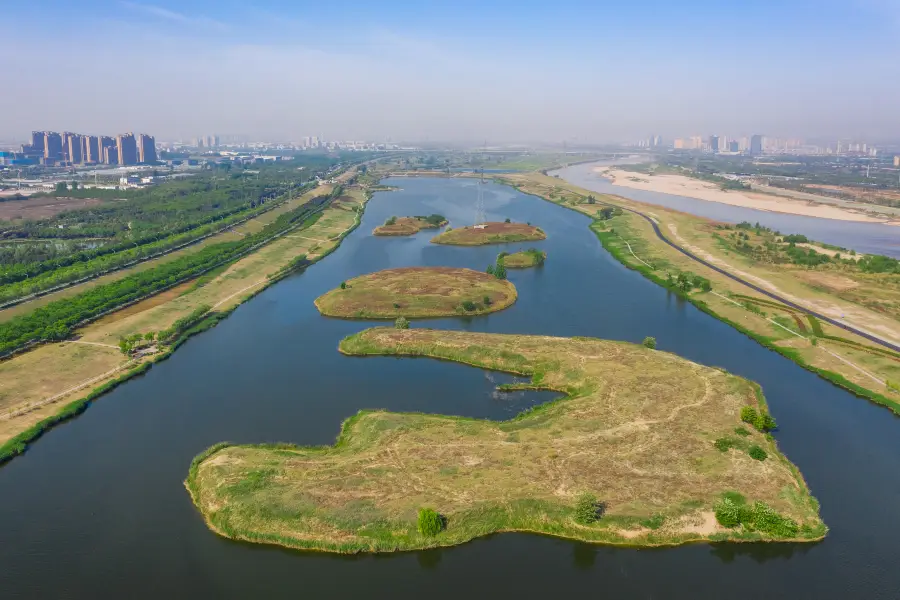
[1,178,899,599]
[556,162,900,257]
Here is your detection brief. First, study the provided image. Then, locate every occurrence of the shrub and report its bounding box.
[642,336,656,349]
[486,264,495,276]
[394,316,409,329]
[740,406,758,425]
[748,445,768,461]
[384,216,397,226]
[734,426,751,436]
[714,498,744,528]
[461,300,477,312]
[483,295,492,306]
[340,281,347,290]
[754,413,777,432]
[417,508,444,536]
[504,218,511,223]
[574,493,601,524]
[887,379,900,394]
[640,514,666,529]
[494,264,507,280]
[714,437,736,452]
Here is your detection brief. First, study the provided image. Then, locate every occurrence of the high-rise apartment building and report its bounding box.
[100,136,117,164]
[31,131,46,154]
[44,132,63,160]
[729,140,739,152]
[66,133,83,163]
[709,135,720,153]
[138,134,157,163]
[85,136,101,163]
[894,156,900,167]
[750,135,764,155]
[116,133,138,166]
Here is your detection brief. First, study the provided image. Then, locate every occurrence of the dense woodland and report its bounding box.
[0,155,352,303]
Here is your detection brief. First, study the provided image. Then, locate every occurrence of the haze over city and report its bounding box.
[3,0,899,143]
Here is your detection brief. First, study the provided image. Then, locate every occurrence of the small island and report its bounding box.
[373,214,448,236]
[500,249,546,269]
[431,221,546,246]
[313,267,517,318]
[187,329,825,553]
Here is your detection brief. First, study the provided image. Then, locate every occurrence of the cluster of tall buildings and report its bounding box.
[17,131,157,166]
[191,135,220,150]
[669,135,766,154]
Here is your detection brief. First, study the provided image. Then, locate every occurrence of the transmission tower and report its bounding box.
[474,169,486,226]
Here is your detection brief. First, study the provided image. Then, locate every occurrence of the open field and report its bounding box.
[0,195,109,221]
[501,171,900,414]
[188,328,824,553]
[431,222,546,246]
[314,267,516,318]
[501,249,546,269]
[601,168,900,224]
[0,184,369,455]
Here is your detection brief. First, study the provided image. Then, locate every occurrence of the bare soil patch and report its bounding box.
[0,196,107,222]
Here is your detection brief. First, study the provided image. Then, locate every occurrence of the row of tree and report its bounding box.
[0,191,335,356]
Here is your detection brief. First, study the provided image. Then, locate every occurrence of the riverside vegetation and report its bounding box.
[500,171,900,416]
[188,328,824,553]
[314,267,517,318]
[0,178,369,464]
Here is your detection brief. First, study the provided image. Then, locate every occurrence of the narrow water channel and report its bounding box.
[1,177,898,599]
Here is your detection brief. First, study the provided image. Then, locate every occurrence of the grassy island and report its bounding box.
[373,214,447,236]
[501,249,546,269]
[187,328,824,553]
[314,267,517,318]
[431,222,546,246]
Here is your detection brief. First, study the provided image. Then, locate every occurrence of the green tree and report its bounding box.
[574,493,601,524]
[740,406,759,425]
[417,508,444,536]
[55,181,68,193]
[486,264,495,276]
[494,264,507,280]
[394,316,410,329]
[642,336,657,349]
[340,281,347,289]
[587,195,596,204]
[504,218,511,223]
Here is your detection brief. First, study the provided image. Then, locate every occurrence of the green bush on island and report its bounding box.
[748,445,768,461]
[715,497,799,537]
[740,406,777,432]
[417,508,444,536]
[642,336,657,349]
[394,316,409,329]
[714,437,736,452]
[574,493,601,524]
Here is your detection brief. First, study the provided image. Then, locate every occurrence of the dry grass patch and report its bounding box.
[431,222,545,246]
[314,267,517,318]
[373,216,447,236]
[188,328,824,553]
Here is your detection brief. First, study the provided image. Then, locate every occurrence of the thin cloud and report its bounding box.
[120,1,228,30]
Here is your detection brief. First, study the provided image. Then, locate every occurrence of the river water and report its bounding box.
[1,177,899,599]
[555,162,900,258]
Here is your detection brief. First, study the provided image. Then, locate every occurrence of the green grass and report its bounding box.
[187,328,824,554]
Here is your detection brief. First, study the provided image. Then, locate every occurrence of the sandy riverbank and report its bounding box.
[599,168,900,225]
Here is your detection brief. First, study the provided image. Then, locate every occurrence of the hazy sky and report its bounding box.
[2,0,898,143]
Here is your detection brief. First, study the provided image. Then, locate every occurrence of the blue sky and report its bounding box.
[2,1,898,142]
